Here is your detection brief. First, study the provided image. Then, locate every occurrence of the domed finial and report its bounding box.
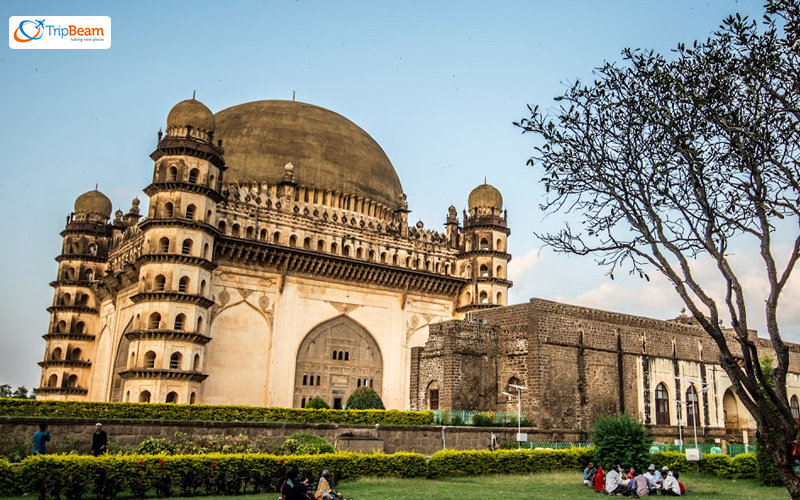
[283,162,295,182]
[115,209,123,221]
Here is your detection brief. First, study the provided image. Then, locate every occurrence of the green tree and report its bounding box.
[304,396,330,409]
[590,413,653,470]
[515,1,800,496]
[345,386,385,410]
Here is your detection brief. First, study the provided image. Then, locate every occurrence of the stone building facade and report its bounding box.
[35,98,512,410]
[411,299,800,439]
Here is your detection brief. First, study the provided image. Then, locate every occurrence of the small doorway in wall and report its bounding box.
[333,398,342,410]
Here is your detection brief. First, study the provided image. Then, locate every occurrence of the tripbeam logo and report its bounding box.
[9,16,110,49]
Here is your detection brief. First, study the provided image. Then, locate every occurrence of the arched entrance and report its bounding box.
[110,319,133,402]
[294,315,382,409]
[723,388,740,435]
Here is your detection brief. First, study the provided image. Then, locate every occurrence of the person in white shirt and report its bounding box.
[605,464,627,495]
[662,470,681,496]
[643,464,662,494]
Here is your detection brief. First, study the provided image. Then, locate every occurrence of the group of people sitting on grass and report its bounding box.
[583,462,685,496]
[274,460,344,500]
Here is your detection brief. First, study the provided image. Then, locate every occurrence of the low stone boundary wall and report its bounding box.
[0,417,587,456]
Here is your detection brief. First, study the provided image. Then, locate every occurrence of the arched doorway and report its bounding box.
[723,388,740,434]
[110,319,133,402]
[294,316,383,409]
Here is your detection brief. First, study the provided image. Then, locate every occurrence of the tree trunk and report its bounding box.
[759,425,800,499]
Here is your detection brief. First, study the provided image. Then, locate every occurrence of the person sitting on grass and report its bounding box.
[584,462,597,486]
[643,464,662,494]
[315,470,342,500]
[605,464,628,496]
[593,465,606,492]
[283,468,309,500]
[661,469,681,496]
[673,471,686,495]
[629,469,650,497]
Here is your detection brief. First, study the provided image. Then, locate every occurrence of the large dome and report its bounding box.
[214,100,403,211]
[74,189,112,217]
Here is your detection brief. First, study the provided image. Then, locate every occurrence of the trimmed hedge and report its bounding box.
[15,451,428,494]
[0,398,433,426]
[650,451,758,479]
[427,448,591,477]
[0,459,16,496]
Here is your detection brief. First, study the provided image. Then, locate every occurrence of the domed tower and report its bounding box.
[37,189,114,399]
[455,182,512,314]
[121,97,225,404]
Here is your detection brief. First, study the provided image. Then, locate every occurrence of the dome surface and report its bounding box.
[74,189,112,217]
[468,183,503,209]
[167,99,215,132]
[214,100,403,211]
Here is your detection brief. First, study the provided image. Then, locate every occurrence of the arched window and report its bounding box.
[480,264,489,277]
[170,352,183,370]
[260,229,268,241]
[232,224,241,237]
[303,374,308,386]
[686,385,700,427]
[67,374,78,387]
[344,351,349,361]
[331,242,338,254]
[496,265,504,279]
[84,268,94,281]
[479,291,489,303]
[380,252,387,264]
[154,275,167,291]
[75,321,85,333]
[655,383,670,425]
[200,280,207,295]
[148,312,161,329]
[79,294,89,307]
[317,240,325,252]
[273,232,281,244]
[343,245,351,257]
[125,391,130,402]
[317,375,321,386]
[338,350,343,360]
[303,237,311,250]
[196,316,203,332]
[174,313,186,331]
[246,226,254,239]
[185,204,196,220]
[218,221,227,233]
[167,166,178,182]
[129,352,135,368]
[164,202,174,218]
[506,376,520,398]
[203,243,209,259]
[190,392,197,404]
[356,248,363,259]
[71,348,81,361]
[144,351,156,368]
[56,321,67,333]
[792,396,800,423]
[48,374,58,387]
[178,276,190,293]
[181,238,193,255]
[51,347,63,360]
[188,168,199,183]
[208,174,215,188]
[139,390,151,403]
[479,238,489,250]
[193,354,201,371]
[301,398,306,408]
[392,254,398,266]
[309,375,314,386]
[369,250,376,262]
[166,392,178,404]
[357,379,361,388]
[496,292,503,305]
[158,237,170,253]
[427,381,440,410]
[60,293,71,305]
[332,350,337,360]
[289,235,298,247]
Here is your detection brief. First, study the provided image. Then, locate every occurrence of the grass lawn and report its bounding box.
[1,472,789,500]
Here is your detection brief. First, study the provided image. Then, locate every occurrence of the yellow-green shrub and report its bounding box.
[0,459,17,497]
[0,399,433,426]
[16,451,428,493]
[650,451,756,479]
[426,448,591,477]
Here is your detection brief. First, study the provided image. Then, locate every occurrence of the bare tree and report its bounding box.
[516,0,800,495]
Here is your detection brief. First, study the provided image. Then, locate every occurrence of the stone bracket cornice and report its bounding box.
[143,182,224,203]
[455,303,501,314]
[38,359,92,368]
[130,291,215,308]
[34,387,88,395]
[50,280,94,288]
[150,137,227,169]
[124,330,212,345]
[118,369,209,382]
[139,218,222,235]
[136,254,218,271]
[46,305,99,314]
[55,254,108,264]
[475,277,514,287]
[456,250,513,261]
[215,237,468,297]
[42,333,96,341]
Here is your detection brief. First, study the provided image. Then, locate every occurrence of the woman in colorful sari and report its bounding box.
[593,465,605,492]
[315,470,342,500]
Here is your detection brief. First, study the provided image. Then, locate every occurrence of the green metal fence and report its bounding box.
[520,441,593,450]
[649,442,754,457]
[433,409,529,426]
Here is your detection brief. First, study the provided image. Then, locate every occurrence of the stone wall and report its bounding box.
[0,417,583,458]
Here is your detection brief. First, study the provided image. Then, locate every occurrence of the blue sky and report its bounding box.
[0,0,774,389]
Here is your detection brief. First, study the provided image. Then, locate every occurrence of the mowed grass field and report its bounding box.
[340,472,789,500]
[1,471,789,500]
